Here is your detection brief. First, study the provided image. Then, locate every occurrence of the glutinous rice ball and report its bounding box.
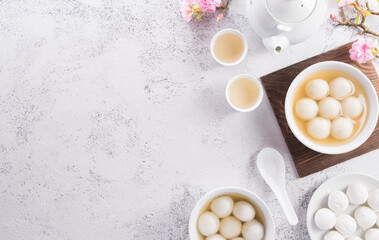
[331,117,354,140]
[365,228,379,240]
[306,79,329,100]
[335,214,357,237]
[242,219,264,240]
[198,211,220,236]
[307,117,331,139]
[295,98,319,120]
[219,216,242,239]
[324,231,344,240]
[211,196,234,218]
[314,208,336,230]
[354,206,376,229]
[346,183,368,205]
[367,189,379,211]
[328,191,349,214]
[341,97,363,119]
[330,77,353,100]
[319,97,341,119]
[233,201,256,222]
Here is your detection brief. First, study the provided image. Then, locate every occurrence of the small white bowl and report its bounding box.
[226,74,264,112]
[189,187,275,240]
[285,61,379,155]
[210,29,248,66]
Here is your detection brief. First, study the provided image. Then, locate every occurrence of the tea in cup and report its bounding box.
[211,29,248,66]
[226,74,263,112]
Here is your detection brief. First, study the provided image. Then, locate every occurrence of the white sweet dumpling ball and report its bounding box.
[324,231,344,240]
[365,228,379,240]
[346,237,363,240]
[331,117,354,140]
[306,79,329,100]
[318,97,341,120]
[314,208,336,230]
[330,77,354,100]
[368,189,379,211]
[206,234,226,240]
[211,196,234,218]
[354,206,377,229]
[198,211,220,236]
[346,183,368,205]
[328,191,349,214]
[219,216,242,239]
[307,117,331,139]
[342,97,363,119]
[295,98,319,120]
[335,214,357,237]
[242,220,264,240]
[233,201,256,222]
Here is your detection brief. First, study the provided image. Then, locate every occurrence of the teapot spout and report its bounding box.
[262,35,290,54]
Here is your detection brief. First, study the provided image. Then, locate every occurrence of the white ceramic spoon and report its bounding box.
[257,147,299,225]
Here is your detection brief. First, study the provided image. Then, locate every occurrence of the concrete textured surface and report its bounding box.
[0,0,378,239]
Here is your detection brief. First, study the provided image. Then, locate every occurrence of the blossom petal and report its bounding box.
[349,38,375,63]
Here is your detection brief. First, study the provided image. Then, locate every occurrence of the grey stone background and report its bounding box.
[0,0,378,239]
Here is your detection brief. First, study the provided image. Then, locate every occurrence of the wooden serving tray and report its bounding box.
[261,42,379,178]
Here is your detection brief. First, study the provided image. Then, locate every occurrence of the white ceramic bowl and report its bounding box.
[210,29,248,66]
[285,61,379,155]
[225,74,264,112]
[189,187,275,240]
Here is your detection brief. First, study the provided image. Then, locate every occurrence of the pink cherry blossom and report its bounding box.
[349,38,377,63]
[330,13,338,22]
[216,13,224,21]
[338,0,355,7]
[198,0,221,12]
[181,0,196,22]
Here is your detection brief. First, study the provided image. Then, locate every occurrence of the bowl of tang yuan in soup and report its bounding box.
[189,187,275,240]
[285,61,378,154]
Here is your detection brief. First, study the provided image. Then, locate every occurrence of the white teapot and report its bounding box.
[246,0,327,54]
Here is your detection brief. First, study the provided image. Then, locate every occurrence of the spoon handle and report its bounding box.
[273,186,299,225]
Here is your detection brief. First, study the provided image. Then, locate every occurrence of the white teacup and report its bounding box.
[210,29,248,66]
[226,74,264,112]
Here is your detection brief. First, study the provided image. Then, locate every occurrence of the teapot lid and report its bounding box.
[266,0,317,23]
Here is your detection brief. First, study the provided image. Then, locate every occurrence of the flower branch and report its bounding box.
[330,1,379,37]
[329,1,379,63]
[216,0,230,21]
[367,2,379,15]
[339,8,378,37]
[181,0,230,22]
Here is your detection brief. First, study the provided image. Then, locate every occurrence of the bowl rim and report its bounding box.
[188,186,276,240]
[284,61,379,155]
